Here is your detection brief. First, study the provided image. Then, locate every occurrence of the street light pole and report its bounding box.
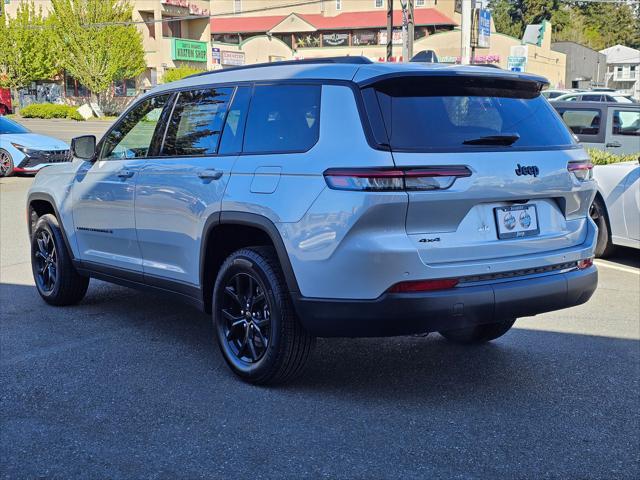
[460,0,472,65]
[400,0,414,62]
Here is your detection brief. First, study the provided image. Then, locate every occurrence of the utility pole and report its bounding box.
[386,0,394,62]
[400,0,414,62]
[460,0,472,65]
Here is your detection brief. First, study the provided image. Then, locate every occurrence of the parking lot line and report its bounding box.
[595,260,639,275]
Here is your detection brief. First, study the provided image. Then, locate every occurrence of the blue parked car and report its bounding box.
[0,117,69,177]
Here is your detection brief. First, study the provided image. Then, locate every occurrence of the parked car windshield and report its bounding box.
[365,76,575,151]
[0,117,30,134]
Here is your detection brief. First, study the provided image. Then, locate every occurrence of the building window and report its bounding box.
[234,0,242,13]
[114,79,137,97]
[64,73,89,97]
[416,0,425,6]
[374,0,384,7]
[212,33,242,44]
[352,30,377,46]
[162,18,182,38]
[630,66,637,79]
[336,0,342,10]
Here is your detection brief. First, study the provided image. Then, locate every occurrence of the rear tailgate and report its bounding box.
[360,72,595,265]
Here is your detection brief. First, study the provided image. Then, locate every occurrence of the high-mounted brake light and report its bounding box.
[568,161,593,181]
[324,166,471,191]
[388,278,459,293]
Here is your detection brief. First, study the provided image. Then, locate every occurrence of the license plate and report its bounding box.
[494,204,539,239]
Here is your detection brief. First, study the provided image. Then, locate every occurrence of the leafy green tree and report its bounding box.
[488,0,523,38]
[163,66,207,84]
[0,1,58,105]
[49,0,145,109]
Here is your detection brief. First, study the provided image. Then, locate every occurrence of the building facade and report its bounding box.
[600,44,640,99]
[3,0,214,109]
[551,41,607,90]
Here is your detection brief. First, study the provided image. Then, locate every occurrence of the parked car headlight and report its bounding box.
[10,143,38,155]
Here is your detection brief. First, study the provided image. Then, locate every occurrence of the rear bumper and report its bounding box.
[293,266,597,337]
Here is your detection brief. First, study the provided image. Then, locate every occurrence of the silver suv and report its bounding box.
[27,58,598,384]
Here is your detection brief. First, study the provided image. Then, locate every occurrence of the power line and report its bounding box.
[15,0,640,30]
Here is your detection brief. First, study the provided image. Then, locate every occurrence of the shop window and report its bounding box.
[274,34,293,48]
[212,33,241,44]
[114,79,137,97]
[64,73,89,97]
[352,30,377,46]
[163,18,182,38]
[294,32,320,48]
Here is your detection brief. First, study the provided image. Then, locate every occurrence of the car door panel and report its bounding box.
[71,94,171,274]
[135,86,240,286]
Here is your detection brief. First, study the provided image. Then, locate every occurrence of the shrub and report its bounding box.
[162,66,207,83]
[587,148,639,166]
[20,103,84,121]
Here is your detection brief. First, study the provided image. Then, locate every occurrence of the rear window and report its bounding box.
[243,84,320,154]
[364,76,575,151]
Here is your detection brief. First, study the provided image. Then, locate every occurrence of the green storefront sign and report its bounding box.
[172,39,207,62]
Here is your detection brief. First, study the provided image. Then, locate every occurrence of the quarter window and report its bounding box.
[162,87,233,156]
[612,110,640,136]
[558,109,601,135]
[243,85,321,154]
[101,94,170,160]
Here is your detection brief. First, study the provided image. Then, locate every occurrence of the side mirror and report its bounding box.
[71,135,97,161]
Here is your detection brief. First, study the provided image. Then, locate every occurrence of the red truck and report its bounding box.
[0,88,12,115]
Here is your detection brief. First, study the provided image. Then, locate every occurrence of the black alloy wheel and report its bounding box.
[220,272,271,364]
[33,229,58,293]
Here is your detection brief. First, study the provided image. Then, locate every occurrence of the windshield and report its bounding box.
[0,117,30,134]
[364,76,576,151]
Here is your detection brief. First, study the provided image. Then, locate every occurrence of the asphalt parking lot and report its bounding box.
[1,121,639,479]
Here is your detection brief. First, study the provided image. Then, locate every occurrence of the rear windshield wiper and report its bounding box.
[462,134,521,146]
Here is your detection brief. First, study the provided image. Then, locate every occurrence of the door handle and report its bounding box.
[197,169,223,180]
[606,141,622,148]
[117,169,135,179]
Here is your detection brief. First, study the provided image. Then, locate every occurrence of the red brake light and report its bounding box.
[568,161,593,181]
[388,278,459,293]
[577,258,594,270]
[324,166,471,191]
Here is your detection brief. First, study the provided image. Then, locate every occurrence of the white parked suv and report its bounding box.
[27,58,598,384]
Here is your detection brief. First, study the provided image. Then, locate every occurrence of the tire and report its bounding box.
[439,318,516,345]
[590,196,615,258]
[212,246,315,385]
[0,148,14,177]
[31,214,89,306]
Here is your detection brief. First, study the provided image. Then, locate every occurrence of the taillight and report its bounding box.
[568,161,593,181]
[388,278,459,293]
[577,258,594,270]
[324,166,471,192]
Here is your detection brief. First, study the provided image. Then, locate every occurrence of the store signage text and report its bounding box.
[172,39,208,62]
[161,0,210,16]
[221,50,245,66]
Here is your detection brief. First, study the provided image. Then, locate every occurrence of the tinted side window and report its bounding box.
[162,87,233,156]
[558,109,601,135]
[101,94,170,159]
[243,85,320,153]
[613,110,640,136]
[582,94,602,102]
[218,86,251,155]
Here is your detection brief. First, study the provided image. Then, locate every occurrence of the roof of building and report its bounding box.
[146,57,547,98]
[211,9,457,34]
[599,44,640,65]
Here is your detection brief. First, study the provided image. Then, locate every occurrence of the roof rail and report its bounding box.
[185,56,373,79]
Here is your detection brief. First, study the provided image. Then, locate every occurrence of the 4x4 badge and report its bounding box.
[515,164,540,177]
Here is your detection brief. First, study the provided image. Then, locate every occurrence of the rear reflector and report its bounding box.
[388,278,459,293]
[324,166,471,191]
[568,161,593,181]
[577,258,594,270]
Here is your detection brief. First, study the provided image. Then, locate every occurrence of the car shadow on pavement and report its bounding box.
[2,279,638,402]
[602,246,639,269]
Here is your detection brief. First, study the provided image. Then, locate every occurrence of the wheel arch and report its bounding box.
[199,212,300,314]
[27,192,75,261]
